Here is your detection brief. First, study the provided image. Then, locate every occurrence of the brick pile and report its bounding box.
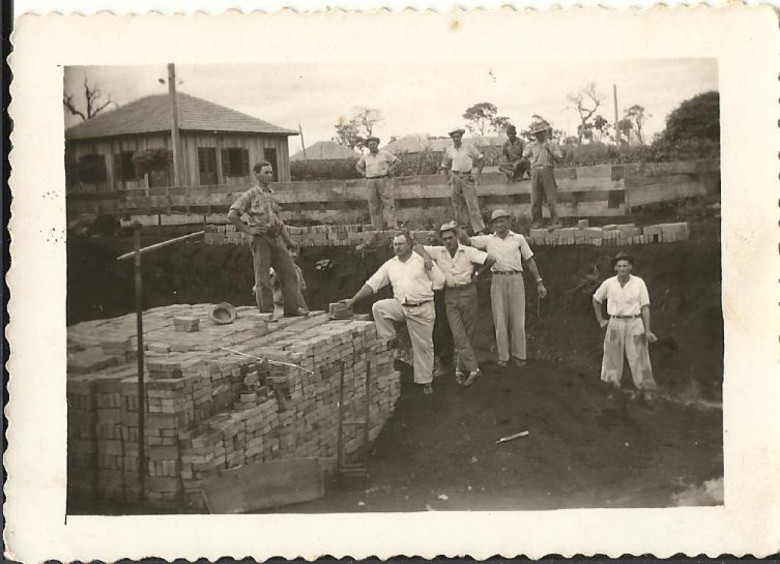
[203,221,690,249]
[67,305,401,510]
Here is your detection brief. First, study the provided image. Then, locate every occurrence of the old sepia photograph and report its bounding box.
[63,59,723,514]
[8,7,779,561]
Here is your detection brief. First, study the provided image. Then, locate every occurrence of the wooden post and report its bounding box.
[613,84,620,145]
[298,124,307,160]
[133,225,146,502]
[168,63,182,193]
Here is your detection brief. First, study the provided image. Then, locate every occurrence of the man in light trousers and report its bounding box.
[346,233,445,395]
[356,136,400,230]
[440,127,486,235]
[469,210,548,368]
[592,252,658,401]
[414,221,495,387]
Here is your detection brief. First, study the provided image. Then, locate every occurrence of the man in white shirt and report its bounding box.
[468,210,548,368]
[522,120,563,229]
[592,252,658,397]
[346,233,446,394]
[440,127,486,235]
[356,137,400,230]
[415,221,496,387]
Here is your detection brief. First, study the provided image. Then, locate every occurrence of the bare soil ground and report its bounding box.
[67,213,723,512]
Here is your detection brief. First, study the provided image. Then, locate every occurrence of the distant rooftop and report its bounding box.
[384,134,505,153]
[65,92,298,140]
[291,141,361,161]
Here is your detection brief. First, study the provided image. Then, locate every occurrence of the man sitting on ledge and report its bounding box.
[345,232,445,395]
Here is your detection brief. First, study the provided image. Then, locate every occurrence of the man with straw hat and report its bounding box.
[468,209,547,368]
[440,127,486,235]
[414,221,496,387]
[523,119,563,228]
[356,136,400,230]
[592,252,658,400]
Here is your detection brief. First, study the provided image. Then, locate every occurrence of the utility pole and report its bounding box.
[298,124,307,160]
[613,84,620,145]
[168,63,182,190]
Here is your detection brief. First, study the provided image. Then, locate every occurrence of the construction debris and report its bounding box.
[495,430,530,444]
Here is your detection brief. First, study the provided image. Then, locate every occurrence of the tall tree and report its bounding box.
[624,105,649,145]
[566,83,603,142]
[617,118,633,145]
[592,114,611,142]
[662,91,719,143]
[462,102,511,136]
[332,106,384,149]
[63,76,116,121]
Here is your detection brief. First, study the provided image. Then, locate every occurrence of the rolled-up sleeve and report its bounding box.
[639,280,650,307]
[230,190,251,213]
[365,263,390,293]
[429,263,445,291]
[469,145,484,161]
[469,235,490,250]
[466,246,488,265]
[518,236,534,261]
[593,280,608,303]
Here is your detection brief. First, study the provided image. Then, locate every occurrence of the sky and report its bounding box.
[64,60,718,153]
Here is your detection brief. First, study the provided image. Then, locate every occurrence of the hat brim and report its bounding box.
[491,214,512,221]
[448,129,466,136]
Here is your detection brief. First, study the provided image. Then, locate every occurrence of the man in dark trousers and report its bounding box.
[228,161,305,317]
[523,120,563,228]
[498,125,529,183]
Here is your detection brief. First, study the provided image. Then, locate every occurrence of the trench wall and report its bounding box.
[67,306,399,510]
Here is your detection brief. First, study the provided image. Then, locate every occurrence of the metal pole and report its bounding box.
[336,361,345,473]
[613,84,620,145]
[168,63,182,192]
[134,226,146,502]
[116,230,204,261]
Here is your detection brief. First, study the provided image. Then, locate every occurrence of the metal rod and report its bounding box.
[134,226,146,502]
[362,359,371,458]
[116,230,204,261]
[336,360,345,473]
[218,347,314,375]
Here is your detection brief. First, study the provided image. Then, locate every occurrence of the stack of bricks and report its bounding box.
[67,305,402,510]
[526,221,690,247]
[67,374,98,504]
[203,223,434,249]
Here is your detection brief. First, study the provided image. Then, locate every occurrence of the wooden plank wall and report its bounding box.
[66,160,719,224]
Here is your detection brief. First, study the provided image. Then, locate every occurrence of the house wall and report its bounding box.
[66,132,292,193]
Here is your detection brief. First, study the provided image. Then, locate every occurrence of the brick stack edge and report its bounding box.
[202,222,691,248]
[67,307,400,510]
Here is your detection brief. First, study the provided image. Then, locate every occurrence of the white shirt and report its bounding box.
[470,231,534,272]
[366,252,445,304]
[422,244,488,287]
[593,275,650,316]
[442,144,483,173]
[358,150,398,178]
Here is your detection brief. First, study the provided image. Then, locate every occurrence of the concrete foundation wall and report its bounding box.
[67,306,399,510]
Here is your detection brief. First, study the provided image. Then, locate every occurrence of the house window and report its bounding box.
[77,154,107,184]
[113,151,139,181]
[221,148,250,177]
[198,147,218,185]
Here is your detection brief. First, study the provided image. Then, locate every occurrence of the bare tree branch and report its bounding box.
[62,94,87,121]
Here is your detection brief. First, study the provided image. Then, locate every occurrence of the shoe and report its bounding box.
[511,358,527,367]
[455,371,465,385]
[548,222,562,231]
[463,369,481,387]
[283,308,308,317]
[423,383,433,395]
[497,360,508,368]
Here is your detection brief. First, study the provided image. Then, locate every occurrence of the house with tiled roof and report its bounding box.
[65,92,298,193]
[290,141,361,161]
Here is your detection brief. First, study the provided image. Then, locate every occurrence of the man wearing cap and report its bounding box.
[440,127,486,235]
[592,252,658,398]
[468,210,547,368]
[523,120,563,228]
[345,232,446,395]
[414,221,495,387]
[228,161,304,318]
[356,137,400,230]
[498,125,530,183]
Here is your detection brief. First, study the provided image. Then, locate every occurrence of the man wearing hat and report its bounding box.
[440,127,486,235]
[414,221,496,387]
[469,209,547,368]
[228,161,305,317]
[346,232,445,395]
[523,120,563,228]
[498,125,530,183]
[356,136,400,230]
[592,252,658,398]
